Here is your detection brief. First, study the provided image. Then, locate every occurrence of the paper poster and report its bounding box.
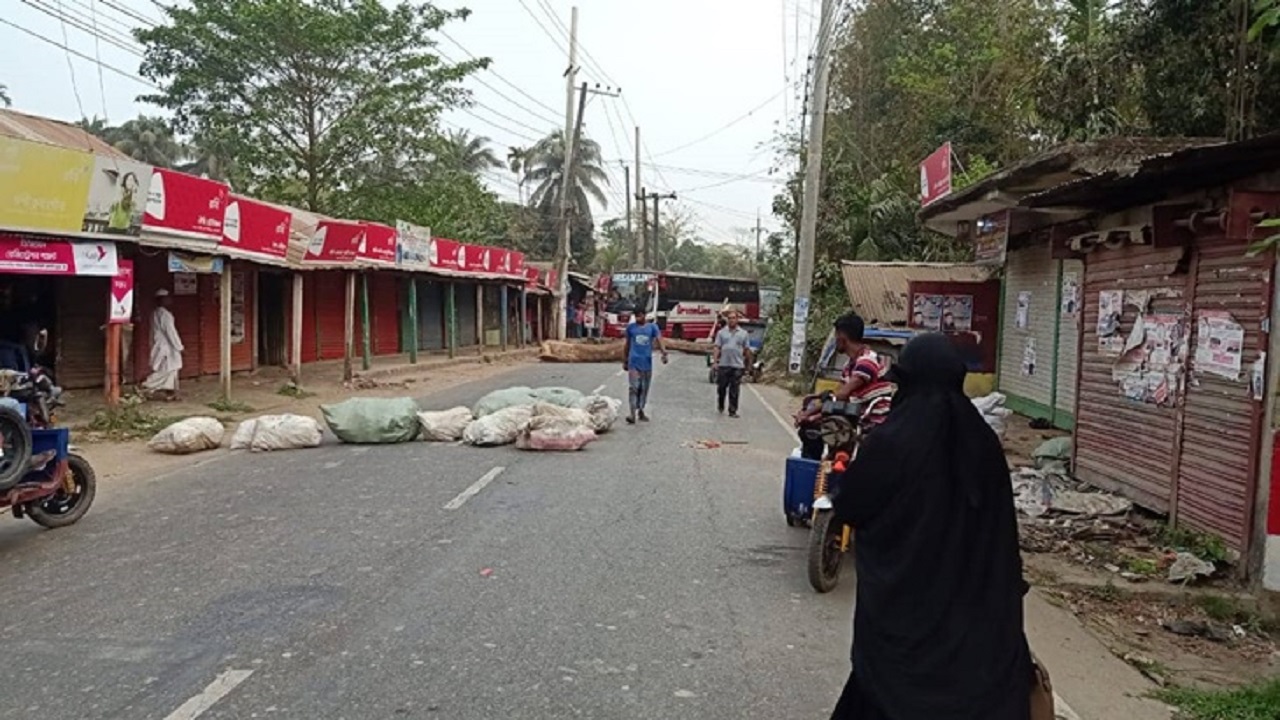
[1097,289,1124,356]
[1061,272,1079,316]
[1015,291,1032,330]
[1195,310,1245,379]
[173,272,198,296]
[1253,352,1266,401]
[108,259,134,324]
[1112,313,1185,406]
[943,295,973,332]
[231,271,246,344]
[1022,337,1037,376]
[912,294,944,331]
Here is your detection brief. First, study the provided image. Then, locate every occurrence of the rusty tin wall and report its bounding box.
[1076,244,1187,512]
[1178,236,1271,551]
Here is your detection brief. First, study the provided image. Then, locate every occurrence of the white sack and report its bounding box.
[230,419,258,450]
[148,417,225,454]
[530,402,593,426]
[250,414,322,451]
[463,405,534,446]
[515,416,597,451]
[573,395,621,433]
[418,406,475,442]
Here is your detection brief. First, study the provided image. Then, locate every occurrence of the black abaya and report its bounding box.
[830,334,1030,720]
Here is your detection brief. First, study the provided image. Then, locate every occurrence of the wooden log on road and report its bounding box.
[539,340,624,363]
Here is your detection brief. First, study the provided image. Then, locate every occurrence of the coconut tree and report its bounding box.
[0,83,11,108]
[522,130,609,222]
[110,116,185,168]
[440,129,501,174]
[507,145,527,203]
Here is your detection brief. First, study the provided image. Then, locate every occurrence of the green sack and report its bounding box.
[473,387,539,417]
[530,386,585,408]
[321,397,421,444]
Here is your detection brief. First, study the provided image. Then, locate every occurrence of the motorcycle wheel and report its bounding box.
[807,510,844,593]
[28,454,96,528]
[0,405,32,493]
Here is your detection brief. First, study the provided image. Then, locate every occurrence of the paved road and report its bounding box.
[0,356,857,719]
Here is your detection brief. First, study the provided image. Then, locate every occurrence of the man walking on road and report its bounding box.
[713,311,752,417]
[623,308,667,424]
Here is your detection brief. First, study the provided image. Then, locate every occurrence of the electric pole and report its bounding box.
[755,209,763,272]
[789,0,834,374]
[554,5,579,341]
[634,126,644,269]
[649,191,677,270]
[623,162,634,267]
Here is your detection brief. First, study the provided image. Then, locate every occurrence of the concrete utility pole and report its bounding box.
[634,126,644,268]
[623,162,634,267]
[649,191,677,269]
[554,5,579,341]
[755,209,763,270]
[789,0,835,375]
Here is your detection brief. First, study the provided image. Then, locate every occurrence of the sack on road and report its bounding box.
[515,415,597,451]
[530,386,585,408]
[971,392,1012,440]
[574,394,621,433]
[231,414,322,452]
[531,402,593,426]
[148,417,225,454]
[321,397,421,444]
[417,406,475,442]
[463,405,534,446]
[473,386,539,417]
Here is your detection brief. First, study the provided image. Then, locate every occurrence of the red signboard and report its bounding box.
[919,142,952,207]
[143,168,229,240]
[305,219,363,264]
[0,235,118,276]
[221,196,290,260]
[109,259,134,324]
[359,222,398,266]
[429,237,463,271]
[524,266,541,287]
[508,251,525,277]
[463,244,490,273]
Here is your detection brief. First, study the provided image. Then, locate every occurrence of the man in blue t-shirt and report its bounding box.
[623,307,668,424]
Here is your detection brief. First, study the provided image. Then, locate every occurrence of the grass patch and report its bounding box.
[1156,524,1231,565]
[1122,556,1161,577]
[277,382,315,400]
[207,398,255,414]
[1088,580,1124,604]
[1154,678,1280,719]
[87,395,176,440]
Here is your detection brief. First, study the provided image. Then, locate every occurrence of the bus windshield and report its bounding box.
[607,272,654,313]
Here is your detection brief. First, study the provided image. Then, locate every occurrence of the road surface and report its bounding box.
[0,355,857,719]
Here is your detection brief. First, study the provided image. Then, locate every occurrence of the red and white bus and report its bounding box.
[599,270,761,339]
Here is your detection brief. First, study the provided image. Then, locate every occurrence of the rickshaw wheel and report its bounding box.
[807,511,844,593]
[29,454,96,528]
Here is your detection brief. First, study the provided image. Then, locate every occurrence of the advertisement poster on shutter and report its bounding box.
[173,272,198,296]
[1015,291,1031,329]
[943,295,972,332]
[911,294,943,330]
[1021,337,1037,376]
[1195,310,1245,379]
[83,155,152,237]
[1061,272,1079,316]
[973,210,1009,266]
[0,136,95,234]
[1113,313,1185,406]
[1097,289,1124,356]
[109,259,134,324]
[231,271,246,344]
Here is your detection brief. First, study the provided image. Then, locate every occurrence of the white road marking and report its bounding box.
[591,384,606,395]
[614,369,625,376]
[443,466,506,510]
[162,669,254,720]
[1054,693,1082,720]
[746,384,796,436]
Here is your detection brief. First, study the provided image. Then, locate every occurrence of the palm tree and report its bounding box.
[507,145,527,203]
[0,83,10,108]
[522,130,609,222]
[110,116,185,168]
[440,129,501,173]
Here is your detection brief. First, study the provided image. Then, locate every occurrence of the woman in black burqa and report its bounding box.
[830,333,1031,720]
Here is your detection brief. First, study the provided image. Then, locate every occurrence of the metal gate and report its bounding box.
[56,277,108,389]
[416,280,445,350]
[456,282,479,347]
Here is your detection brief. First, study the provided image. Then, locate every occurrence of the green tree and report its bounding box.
[108,116,186,167]
[522,130,609,221]
[0,83,9,108]
[440,129,501,173]
[135,0,486,213]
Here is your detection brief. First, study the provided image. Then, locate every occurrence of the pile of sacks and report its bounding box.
[419,386,621,451]
[971,392,1013,440]
[149,413,324,454]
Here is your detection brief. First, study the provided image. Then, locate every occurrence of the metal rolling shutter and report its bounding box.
[1055,259,1084,422]
[56,277,108,389]
[198,273,220,376]
[315,271,347,360]
[417,280,445,350]
[1176,237,1271,551]
[299,272,319,364]
[370,272,400,356]
[1075,244,1186,512]
[456,281,478,347]
[998,242,1057,414]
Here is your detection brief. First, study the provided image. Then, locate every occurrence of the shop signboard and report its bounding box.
[973,210,1009,266]
[0,136,95,234]
[83,155,152,237]
[0,235,118,276]
[221,196,290,261]
[524,266,541,288]
[464,244,490,274]
[395,220,432,272]
[143,168,228,241]
[167,251,224,274]
[109,259,134,324]
[358,222,398,267]
[427,237,463,272]
[507,250,525,277]
[919,142,952,206]
[304,219,363,265]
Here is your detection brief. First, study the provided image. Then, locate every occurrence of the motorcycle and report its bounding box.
[0,361,96,528]
[806,394,891,593]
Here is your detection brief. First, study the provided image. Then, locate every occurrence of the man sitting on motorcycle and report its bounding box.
[794,313,895,459]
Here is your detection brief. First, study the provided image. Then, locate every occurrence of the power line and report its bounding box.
[652,89,785,157]
[100,0,163,28]
[436,31,561,126]
[515,0,568,56]
[0,18,158,88]
[22,0,144,57]
[88,0,108,121]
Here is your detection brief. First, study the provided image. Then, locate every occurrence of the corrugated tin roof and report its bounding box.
[840,261,993,327]
[0,109,125,157]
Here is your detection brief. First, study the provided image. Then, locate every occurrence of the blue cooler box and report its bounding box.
[784,449,820,526]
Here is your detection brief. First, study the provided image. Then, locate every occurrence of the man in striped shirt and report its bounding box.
[795,313,894,458]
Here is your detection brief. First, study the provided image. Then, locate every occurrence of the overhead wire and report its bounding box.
[24,0,145,56]
[435,33,561,126]
[0,17,158,88]
[651,89,785,158]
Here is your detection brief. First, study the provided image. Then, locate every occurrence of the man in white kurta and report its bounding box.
[143,289,184,399]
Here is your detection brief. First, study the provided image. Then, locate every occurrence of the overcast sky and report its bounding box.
[1,0,822,251]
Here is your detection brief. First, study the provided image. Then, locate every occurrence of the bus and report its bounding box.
[599,270,761,339]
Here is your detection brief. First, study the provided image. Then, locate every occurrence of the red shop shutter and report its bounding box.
[316,270,347,360]
[372,273,400,355]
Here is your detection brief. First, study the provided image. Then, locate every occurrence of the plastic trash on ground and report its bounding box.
[1032,436,1074,474]
[417,406,475,442]
[971,392,1013,440]
[463,405,534,446]
[472,387,539,417]
[515,415,597,451]
[148,417,225,454]
[320,397,421,444]
[231,414,323,452]
[574,395,622,433]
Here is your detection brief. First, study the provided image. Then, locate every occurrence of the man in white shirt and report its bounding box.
[143,289,185,401]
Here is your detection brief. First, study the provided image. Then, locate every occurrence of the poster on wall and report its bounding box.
[1015,291,1031,329]
[173,272,198,296]
[973,210,1009,266]
[1097,289,1124,356]
[1195,310,1245,379]
[1061,272,1079,316]
[912,294,944,330]
[943,295,973,332]
[1021,338,1037,376]
[231,271,246,344]
[109,259,134,324]
[83,155,152,237]
[1112,313,1185,406]
[1253,352,1266,401]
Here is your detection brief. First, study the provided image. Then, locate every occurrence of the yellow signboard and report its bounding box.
[0,136,95,234]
